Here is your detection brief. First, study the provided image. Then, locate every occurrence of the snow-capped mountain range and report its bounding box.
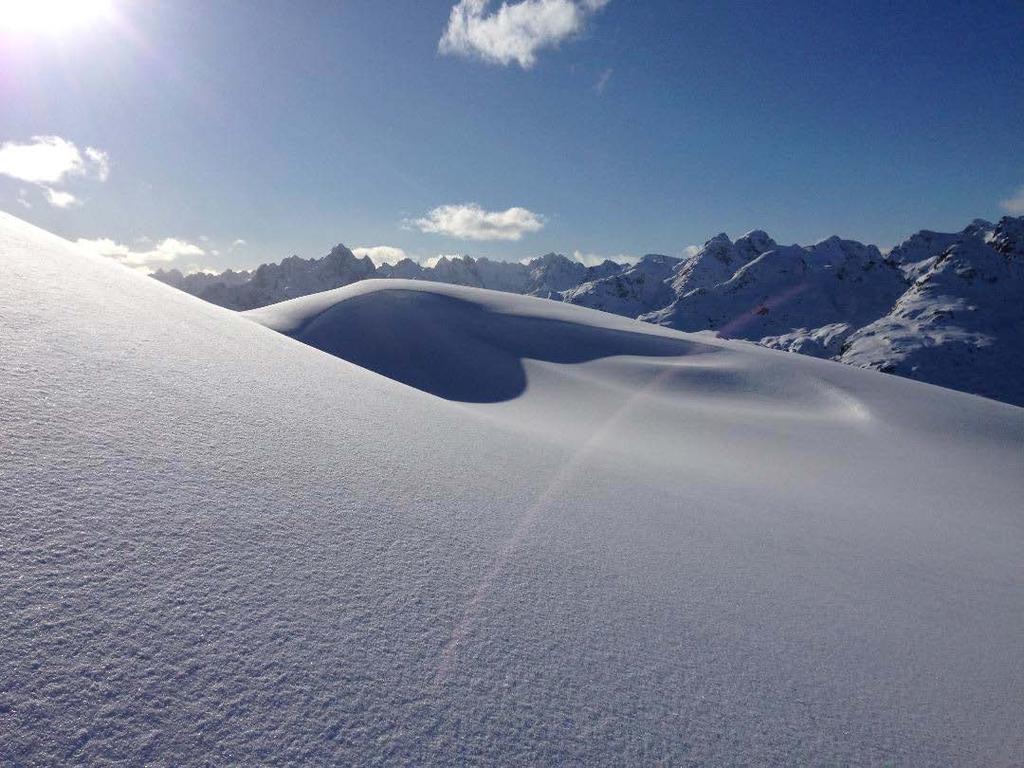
[154,216,1024,406]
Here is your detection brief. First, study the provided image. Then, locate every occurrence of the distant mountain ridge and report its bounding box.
[153,216,1024,406]
[154,250,626,311]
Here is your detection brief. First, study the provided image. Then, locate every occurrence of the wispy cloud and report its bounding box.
[594,67,613,93]
[412,203,545,241]
[439,0,610,69]
[0,136,110,207]
[1001,186,1024,215]
[75,236,206,272]
[353,245,411,266]
[84,146,110,182]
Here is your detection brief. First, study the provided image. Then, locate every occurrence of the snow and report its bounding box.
[166,247,627,310]
[149,217,1024,406]
[562,253,682,318]
[839,234,1024,404]
[645,238,906,344]
[2,210,1023,766]
[668,230,776,297]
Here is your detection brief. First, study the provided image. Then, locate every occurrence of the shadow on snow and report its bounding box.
[285,290,714,403]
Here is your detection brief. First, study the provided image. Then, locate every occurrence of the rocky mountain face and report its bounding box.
[151,216,1024,405]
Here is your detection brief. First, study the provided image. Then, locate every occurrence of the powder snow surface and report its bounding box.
[2,211,1023,766]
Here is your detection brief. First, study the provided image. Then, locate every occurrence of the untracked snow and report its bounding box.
[2,210,1023,766]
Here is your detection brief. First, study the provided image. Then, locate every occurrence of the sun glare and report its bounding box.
[0,0,115,36]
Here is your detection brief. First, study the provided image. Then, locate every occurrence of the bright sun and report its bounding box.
[0,0,115,36]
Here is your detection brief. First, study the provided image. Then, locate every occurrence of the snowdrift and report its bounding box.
[246,280,715,403]
[2,210,1023,766]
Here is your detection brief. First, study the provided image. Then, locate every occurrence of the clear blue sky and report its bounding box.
[1,0,1022,271]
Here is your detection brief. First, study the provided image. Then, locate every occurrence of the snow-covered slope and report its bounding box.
[562,253,682,317]
[647,237,906,349]
[7,210,1022,766]
[838,219,1024,404]
[641,219,1024,405]
[670,229,777,296]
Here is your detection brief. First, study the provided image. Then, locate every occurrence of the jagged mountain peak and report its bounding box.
[963,218,995,237]
[990,215,1024,259]
[636,253,680,267]
[805,237,884,266]
[664,229,775,297]
[526,251,575,268]
[736,229,775,252]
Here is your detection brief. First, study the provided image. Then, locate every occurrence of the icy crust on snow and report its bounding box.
[3,210,1024,766]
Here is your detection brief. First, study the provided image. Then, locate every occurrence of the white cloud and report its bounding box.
[16,189,32,209]
[572,249,638,267]
[412,203,545,241]
[43,188,79,208]
[681,244,700,258]
[231,238,247,248]
[0,136,82,184]
[75,238,132,260]
[594,67,613,93]
[439,0,610,69]
[353,245,411,266]
[0,136,110,207]
[75,236,205,272]
[0,135,108,184]
[1000,186,1024,215]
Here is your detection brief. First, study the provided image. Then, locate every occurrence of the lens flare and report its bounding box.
[0,0,115,36]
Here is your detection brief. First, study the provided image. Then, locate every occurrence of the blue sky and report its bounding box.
[1,0,1022,272]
